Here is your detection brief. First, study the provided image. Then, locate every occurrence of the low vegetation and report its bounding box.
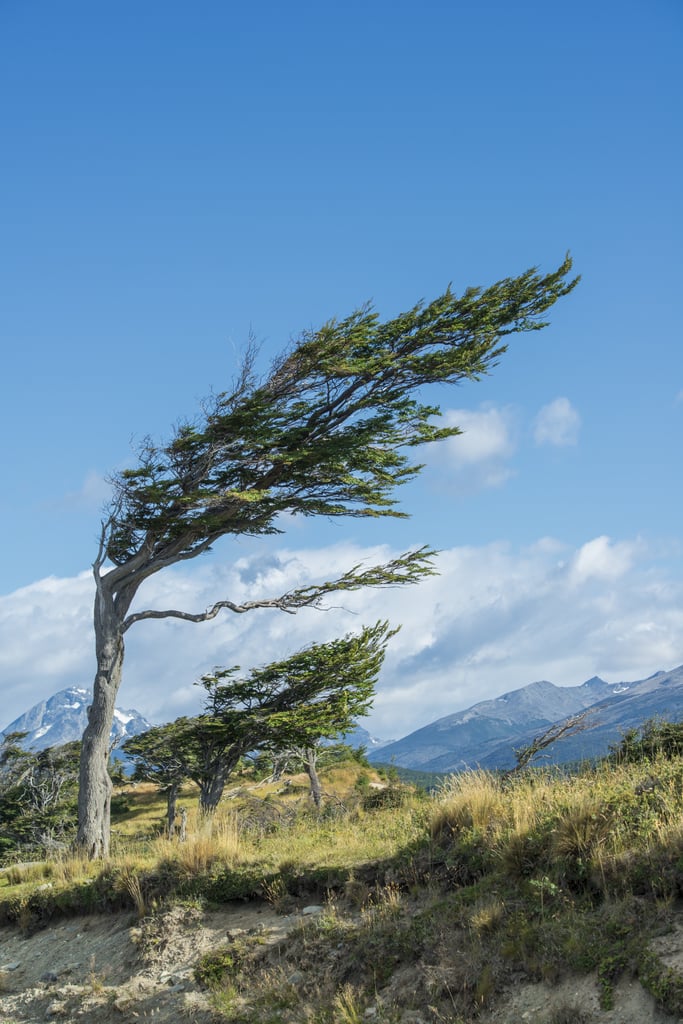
[3,721,683,1022]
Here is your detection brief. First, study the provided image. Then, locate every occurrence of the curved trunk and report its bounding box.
[76,584,127,859]
[305,748,323,809]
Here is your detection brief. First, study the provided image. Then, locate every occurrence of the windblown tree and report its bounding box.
[78,258,578,856]
[123,620,393,818]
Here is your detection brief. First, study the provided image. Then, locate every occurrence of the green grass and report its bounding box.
[4,754,683,1021]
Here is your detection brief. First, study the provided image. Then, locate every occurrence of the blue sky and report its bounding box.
[1,0,682,737]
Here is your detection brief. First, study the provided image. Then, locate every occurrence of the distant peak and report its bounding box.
[582,676,607,687]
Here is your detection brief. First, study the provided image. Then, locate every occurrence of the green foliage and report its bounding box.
[105,258,577,568]
[83,258,577,856]
[0,736,80,860]
[639,949,683,1015]
[194,944,245,987]
[122,721,192,791]
[12,731,683,1021]
[609,717,683,764]
[202,619,394,751]
[124,622,395,813]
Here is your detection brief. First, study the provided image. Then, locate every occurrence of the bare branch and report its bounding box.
[503,708,595,780]
[122,547,436,632]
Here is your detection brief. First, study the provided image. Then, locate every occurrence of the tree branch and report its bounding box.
[122,547,436,632]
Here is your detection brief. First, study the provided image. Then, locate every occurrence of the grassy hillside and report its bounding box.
[3,753,683,1022]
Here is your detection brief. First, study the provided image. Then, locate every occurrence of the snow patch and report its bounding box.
[113,709,134,726]
[33,725,52,739]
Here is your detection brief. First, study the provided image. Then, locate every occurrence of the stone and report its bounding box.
[302,905,324,916]
[45,1000,68,1017]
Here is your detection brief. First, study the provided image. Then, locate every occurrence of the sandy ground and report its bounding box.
[1,902,682,1023]
[0,901,294,1023]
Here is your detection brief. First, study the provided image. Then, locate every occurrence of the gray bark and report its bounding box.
[166,782,179,837]
[75,626,123,857]
[76,559,136,859]
[198,763,231,815]
[305,748,323,809]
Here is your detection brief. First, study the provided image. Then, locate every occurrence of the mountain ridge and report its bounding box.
[369,665,683,771]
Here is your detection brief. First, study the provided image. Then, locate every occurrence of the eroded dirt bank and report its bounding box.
[1,901,681,1023]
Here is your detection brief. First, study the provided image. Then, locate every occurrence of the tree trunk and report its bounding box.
[196,744,247,815]
[305,748,323,809]
[166,783,179,837]
[198,765,230,815]
[75,586,126,858]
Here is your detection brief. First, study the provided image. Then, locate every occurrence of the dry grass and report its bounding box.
[154,809,243,874]
[430,770,507,841]
[4,754,683,1023]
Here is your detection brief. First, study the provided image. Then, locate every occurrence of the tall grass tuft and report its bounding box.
[430,771,507,843]
[165,810,242,875]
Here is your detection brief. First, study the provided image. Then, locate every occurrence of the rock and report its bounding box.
[45,1000,68,1017]
[1,961,20,971]
[40,970,59,983]
[302,905,324,916]
[287,970,304,984]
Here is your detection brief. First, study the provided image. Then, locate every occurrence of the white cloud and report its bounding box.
[2,534,682,741]
[533,397,581,446]
[436,405,517,490]
[569,535,637,585]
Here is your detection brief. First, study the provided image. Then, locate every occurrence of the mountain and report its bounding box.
[369,666,683,772]
[0,687,151,751]
[339,724,393,751]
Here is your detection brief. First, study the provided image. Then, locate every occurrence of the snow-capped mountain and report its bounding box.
[0,687,151,750]
[368,665,683,771]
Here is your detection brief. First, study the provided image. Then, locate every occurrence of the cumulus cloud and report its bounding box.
[435,405,517,490]
[569,535,637,585]
[533,397,581,446]
[2,534,682,741]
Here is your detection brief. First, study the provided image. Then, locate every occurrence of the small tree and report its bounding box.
[78,259,578,856]
[124,621,394,816]
[504,710,592,779]
[609,718,683,764]
[121,722,191,835]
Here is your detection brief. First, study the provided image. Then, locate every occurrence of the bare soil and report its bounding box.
[0,901,294,1023]
[1,902,681,1023]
